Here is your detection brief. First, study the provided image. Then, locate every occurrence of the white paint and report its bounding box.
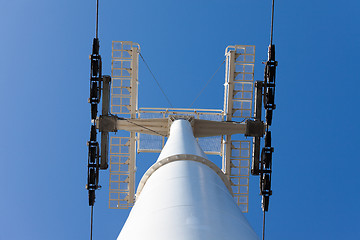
[157,119,207,161]
[117,119,259,240]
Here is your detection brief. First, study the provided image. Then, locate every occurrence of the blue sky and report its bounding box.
[1,0,360,239]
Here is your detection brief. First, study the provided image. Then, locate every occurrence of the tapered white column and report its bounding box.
[157,119,207,160]
[117,119,259,240]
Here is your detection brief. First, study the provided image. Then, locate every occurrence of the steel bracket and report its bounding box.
[245,120,265,137]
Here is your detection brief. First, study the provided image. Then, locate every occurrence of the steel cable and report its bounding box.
[139,53,174,108]
[262,210,266,240]
[95,0,99,38]
[189,59,225,108]
[90,205,94,240]
[270,0,275,45]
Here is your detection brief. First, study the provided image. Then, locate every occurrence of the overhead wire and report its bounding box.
[95,0,99,38]
[90,1,99,240]
[189,59,226,108]
[90,205,94,240]
[262,210,266,240]
[270,0,275,45]
[139,53,174,108]
[262,1,276,239]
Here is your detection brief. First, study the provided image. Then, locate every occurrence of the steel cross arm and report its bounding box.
[192,119,265,138]
[96,116,169,136]
[96,115,265,138]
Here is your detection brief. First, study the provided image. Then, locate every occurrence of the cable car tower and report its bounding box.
[86,1,278,240]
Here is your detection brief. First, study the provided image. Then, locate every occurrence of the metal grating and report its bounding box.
[229,140,250,212]
[223,45,255,212]
[224,45,255,119]
[111,41,139,117]
[137,108,224,155]
[109,41,139,209]
[109,136,135,209]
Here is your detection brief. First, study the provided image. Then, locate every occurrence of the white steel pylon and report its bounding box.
[99,42,263,212]
[95,42,265,239]
[117,119,259,240]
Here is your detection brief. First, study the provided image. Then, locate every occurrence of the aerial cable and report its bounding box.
[139,53,174,108]
[189,59,225,108]
[90,205,94,240]
[88,1,101,240]
[262,210,266,240]
[95,0,99,38]
[270,0,275,45]
[261,0,277,239]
